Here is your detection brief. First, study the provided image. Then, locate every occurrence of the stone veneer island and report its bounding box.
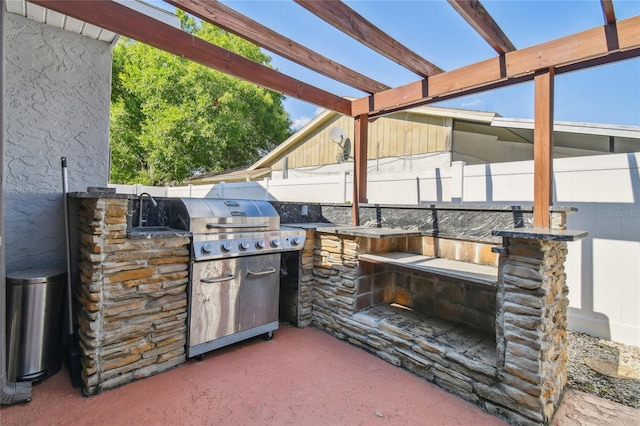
[72,193,190,395]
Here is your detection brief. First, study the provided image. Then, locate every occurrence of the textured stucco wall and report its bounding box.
[4,13,112,272]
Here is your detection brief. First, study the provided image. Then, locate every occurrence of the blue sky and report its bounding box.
[150,1,640,129]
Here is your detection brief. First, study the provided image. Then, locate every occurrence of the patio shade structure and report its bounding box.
[29,0,640,227]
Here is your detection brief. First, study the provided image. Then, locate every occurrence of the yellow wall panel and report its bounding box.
[269,111,453,170]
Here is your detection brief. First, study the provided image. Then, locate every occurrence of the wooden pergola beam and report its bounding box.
[166,0,389,94]
[28,1,640,120]
[352,114,369,225]
[352,15,640,116]
[295,0,444,78]
[447,0,516,54]
[600,0,616,25]
[30,0,352,115]
[533,69,555,228]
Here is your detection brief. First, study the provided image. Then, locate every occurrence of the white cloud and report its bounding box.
[290,107,326,131]
[291,116,312,131]
[461,99,483,108]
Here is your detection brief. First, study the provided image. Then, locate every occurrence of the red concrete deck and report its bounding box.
[2,325,505,425]
[2,325,638,425]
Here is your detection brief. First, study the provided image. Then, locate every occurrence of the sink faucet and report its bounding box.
[138,192,158,227]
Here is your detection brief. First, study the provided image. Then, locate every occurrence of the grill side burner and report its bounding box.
[173,198,305,358]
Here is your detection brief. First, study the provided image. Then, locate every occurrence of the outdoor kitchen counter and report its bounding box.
[127,227,191,239]
[69,189,192,239]
[289,223,422,239]
[71,192,192,396]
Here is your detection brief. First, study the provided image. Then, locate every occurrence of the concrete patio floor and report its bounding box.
[1,325,638,426]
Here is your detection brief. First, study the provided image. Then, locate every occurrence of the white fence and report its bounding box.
[110,152,640,346]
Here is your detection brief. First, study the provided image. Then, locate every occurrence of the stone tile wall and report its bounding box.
[312,234,360,328]
[368,267,497,333]
[354,261,393,311]
[297,230,316,327]
[422,236,498,267]
[313,233,497,333]
[76,197,190,396]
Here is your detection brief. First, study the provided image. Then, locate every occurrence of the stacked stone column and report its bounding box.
[76,197,190,395]
[312,233,360,332]
[297,229,316,327]
[489,237,569,425]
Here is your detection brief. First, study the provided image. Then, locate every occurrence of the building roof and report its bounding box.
[186,167,271,185]
[492,117,640,139]
[248,105,499,171]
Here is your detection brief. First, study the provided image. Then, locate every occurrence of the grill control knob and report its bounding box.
[221,242,232,252]
[291,237,301,246]
[271,239,281,248]
[201,243,212,254]
[256,240,266,249]
[239,241,249,250]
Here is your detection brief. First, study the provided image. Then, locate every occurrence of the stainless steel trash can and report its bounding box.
[6,268,66,383]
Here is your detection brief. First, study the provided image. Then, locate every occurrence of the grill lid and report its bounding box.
[175,198,280,233]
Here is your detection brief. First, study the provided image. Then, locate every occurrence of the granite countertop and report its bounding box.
[127,227,191,239]
[69,191,133,199]
[282,222,340,231]
[492,228,588,241]
[316,225,422,239]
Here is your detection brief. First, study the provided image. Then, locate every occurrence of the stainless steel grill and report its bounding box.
[173,198,305,358]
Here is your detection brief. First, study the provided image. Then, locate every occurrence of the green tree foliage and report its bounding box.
[110,12,292,185]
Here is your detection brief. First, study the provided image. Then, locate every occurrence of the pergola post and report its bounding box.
[352,114,369,225]
[533,68,555,228]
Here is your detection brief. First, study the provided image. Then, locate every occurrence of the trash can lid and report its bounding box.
[6,268,67,285]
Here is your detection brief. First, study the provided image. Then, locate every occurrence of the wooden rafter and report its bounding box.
[25,1,640,120]
[352,15,640,116]
[29,0,352,115]
[447,0,515,54]
[294,0,444,78]
[600,0,616,24]
[165,0,389,94]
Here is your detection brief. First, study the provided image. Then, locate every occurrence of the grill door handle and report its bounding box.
[246,268,277,277]
[201,274,235,283]
[206,222,269,229]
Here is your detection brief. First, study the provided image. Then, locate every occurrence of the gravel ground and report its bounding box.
[566,331,640,409]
